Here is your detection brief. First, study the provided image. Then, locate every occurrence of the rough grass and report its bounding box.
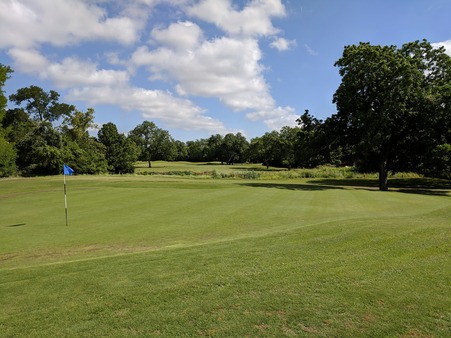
[135,161,423,180]
[0,169,450,337]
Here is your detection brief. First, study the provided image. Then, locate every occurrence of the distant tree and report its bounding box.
[424,143,451,179]
[7,86,75,175]
[333,40,451,190]
[0,136,16,177]
[11,120,64,175]
[9,85,75,122]
[61,108,107,174]
[98,122,138,174]
[279,126,300,170]
[129,121,176,167]
[186,139,209,162]
[0,64,16,177]
[220,133,248,164]
[296,110,330,168]
[207,134,224,162]
[249,131,280,168]
[0,64,13,128]
[174,140,188,161]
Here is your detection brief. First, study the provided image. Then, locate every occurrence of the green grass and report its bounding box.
[0,167,450,337]
[135,161,424,180]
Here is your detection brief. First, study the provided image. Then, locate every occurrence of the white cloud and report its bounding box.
[2,0,296,134]
[8,48,129,89]
[7,47,48,73]
[270,37,296,51]
[45,58,130,89]
[131,34,275,112]
[7,44,224,132]
[68,86,226,132]
[432,39,451,57]
[304,44,318,56]
[0,0,146,48]
[151,21,203,51]
[127,1,297,130]
[187,0,286,37]
[246,106,297,130]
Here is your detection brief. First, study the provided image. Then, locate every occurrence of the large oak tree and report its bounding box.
[333,40,451,190]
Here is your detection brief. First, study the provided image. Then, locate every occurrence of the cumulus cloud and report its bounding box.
[151,21,203,51]
[8,48,129,88]
[246,106,298,130]
[68,86,226,132]
[432,39,451,56]
[7,47,48,73]
[7,44,225,133]
[270,37,296,51]
[0,0,146,48]
[131,28,275,112]
[1,0,296,134]
[187,0,286,37]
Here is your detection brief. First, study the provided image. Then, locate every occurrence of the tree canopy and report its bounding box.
[332,40,451,189]
[0,39,449,184]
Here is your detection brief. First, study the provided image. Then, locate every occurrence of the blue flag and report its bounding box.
[63,164,74,176]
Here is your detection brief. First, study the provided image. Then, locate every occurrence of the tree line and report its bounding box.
[1,40,450,189]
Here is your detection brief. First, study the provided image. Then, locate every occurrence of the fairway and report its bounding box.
[0,173,450,336]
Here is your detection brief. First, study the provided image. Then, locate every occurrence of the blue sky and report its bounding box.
[1,0,450,141]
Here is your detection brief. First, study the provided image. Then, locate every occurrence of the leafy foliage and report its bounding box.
[98,122,138,174]
[0,40,450,183]
[332,40,451,189]
[129,121,176,168]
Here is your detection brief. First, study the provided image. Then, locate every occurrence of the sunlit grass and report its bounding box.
[0,173,449,336]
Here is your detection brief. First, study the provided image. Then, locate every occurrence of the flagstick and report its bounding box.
[64,172,68,226]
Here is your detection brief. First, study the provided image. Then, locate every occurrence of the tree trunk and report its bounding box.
[148,160,152,168]
[378,156,388,191]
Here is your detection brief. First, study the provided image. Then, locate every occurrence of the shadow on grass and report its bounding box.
[307,178,451,196]
[6,223,26,227]
[239,182,344,191]
[229,167,285,172]
[199,162,285,172]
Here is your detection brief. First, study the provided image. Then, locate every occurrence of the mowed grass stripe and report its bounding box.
[0,205,449,337]
[1,176,450,269]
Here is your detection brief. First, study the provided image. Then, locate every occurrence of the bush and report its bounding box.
[0,137,16,177]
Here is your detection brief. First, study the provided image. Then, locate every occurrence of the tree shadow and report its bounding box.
[229,167,285,172]
[396,189,450,196]
[6,223,26,227]
[307,178,451,196]
[239,182,344,191]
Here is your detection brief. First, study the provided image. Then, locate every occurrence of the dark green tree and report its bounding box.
[61,108,107,174]
[174,140,188,161]
[0,64,16,176]
[295,110,332,168]
[333,40,451,190]
[207,134,224,162]
[7,86,75,175]
[220,133,248,164]
[249,131,280,168]
[9,85,75,122]
[129,121,176,168]
[279,126,301,170]
[186,138,209,162]
[98,122,138,174]
[0,137,16,177]
[0,64,13,126]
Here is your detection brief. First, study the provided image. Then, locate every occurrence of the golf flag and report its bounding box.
[63,164,74,226]
[64,164,74,176]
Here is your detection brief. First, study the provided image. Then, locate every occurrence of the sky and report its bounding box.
[1,0,450,142]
